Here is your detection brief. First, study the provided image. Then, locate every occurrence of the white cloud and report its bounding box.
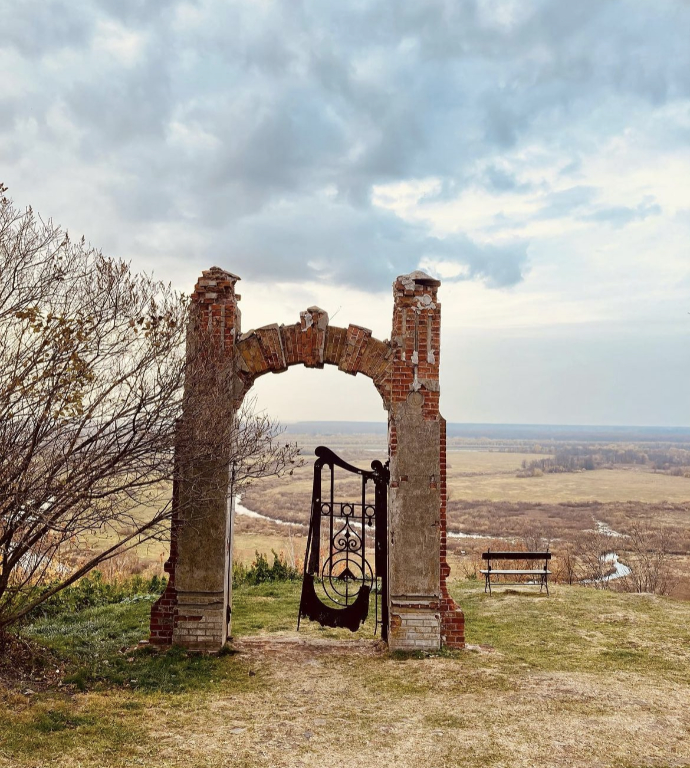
[92,20,147,66]
[2,0,689,423]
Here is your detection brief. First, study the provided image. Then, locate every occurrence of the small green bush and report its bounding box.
[232,551,300,587]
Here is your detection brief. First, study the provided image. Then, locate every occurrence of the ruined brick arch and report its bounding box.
[150,267,465,653]
[233,310,393,408]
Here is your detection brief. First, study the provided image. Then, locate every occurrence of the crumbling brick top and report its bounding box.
[396,270,441,289]
[192,267,241,303]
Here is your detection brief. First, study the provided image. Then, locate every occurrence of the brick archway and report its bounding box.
[150,268,464,652]
[234,310,393,407]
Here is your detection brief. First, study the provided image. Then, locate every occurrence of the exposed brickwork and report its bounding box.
[149,469,179,645]
[323,326,347,366]
[189,267,241,352]
[237,323,288,378]
[236,333,266,377]
[235,319,392,404]
[173,596,226,651]
[389,271,464,650]
[391,272,442,420]
[149,536,179,644]
[149,268,240,649]
[299,306,328,368]
[152,267,464,652]
[339,324,372,374]
[439,419,465,648]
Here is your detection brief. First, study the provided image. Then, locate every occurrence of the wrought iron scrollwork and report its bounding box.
[298,446,388,638]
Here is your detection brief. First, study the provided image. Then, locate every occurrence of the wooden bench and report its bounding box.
[480,550,552,595]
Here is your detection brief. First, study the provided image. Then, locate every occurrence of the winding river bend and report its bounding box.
[235,497,632,582]
[235,495,492,538]
[593,552,631,582]
[235,495,305,527]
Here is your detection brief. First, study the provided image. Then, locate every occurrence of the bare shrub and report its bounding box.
[616,522,673,595]
[0,188,300,629]
[519,521,553,553]
[458,549,483,581]
[98,550,143,581]
[574,530,616,588]
[553,542,579,585]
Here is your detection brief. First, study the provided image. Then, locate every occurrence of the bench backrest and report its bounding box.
[481,551,551,560]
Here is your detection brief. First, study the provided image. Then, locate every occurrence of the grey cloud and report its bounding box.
[533,189,662,229]
[559,159,582,177]
[193,198,528,290]
[482,165,533,193]
[535,186,598,220]
[1,0,689,292]
[581,199,662,228]
[0,0,94,56]
[65,52,173,150]
[93,0,177,25]
[0,97,18,132]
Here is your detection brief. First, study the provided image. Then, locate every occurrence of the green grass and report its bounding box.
[453,582,690,682]
[22,598,260,695]
[3,580,690,768]
[231,580,381,640]
[18,580,376,697]
[19,580,690,695]
[0,693,139,756]
[230,581,302,636]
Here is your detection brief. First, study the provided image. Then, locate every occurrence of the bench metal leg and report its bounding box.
[539,574,549,596]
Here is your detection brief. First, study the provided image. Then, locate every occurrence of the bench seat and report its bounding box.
[481,550,552,595]
[480,569,552,576]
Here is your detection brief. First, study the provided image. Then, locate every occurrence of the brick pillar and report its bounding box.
[439,416,465,648]
[150,267,241,651]
[387,271,464,650]
[149,447,181,646]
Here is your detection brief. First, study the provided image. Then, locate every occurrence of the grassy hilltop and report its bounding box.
[2,426,689,767]
[1,580,689,768]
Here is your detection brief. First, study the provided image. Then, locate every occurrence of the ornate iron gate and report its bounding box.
[298,446,389,639]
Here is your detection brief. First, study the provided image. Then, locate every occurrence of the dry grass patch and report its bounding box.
[3,582,690,768]
[447,458,690,504]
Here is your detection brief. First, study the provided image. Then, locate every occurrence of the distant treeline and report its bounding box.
[518,445,690,476]
[288,422,690,443]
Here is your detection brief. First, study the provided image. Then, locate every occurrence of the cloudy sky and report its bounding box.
[2,0,689,426]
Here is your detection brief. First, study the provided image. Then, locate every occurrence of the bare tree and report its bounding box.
[231,396,303,490]
[553,541,579,585]
[0,188,299,629]
[617,522,673,595]
[574,529,616,588]
[519,521,553,553]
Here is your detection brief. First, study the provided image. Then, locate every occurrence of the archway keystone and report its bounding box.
[150,267,464,651]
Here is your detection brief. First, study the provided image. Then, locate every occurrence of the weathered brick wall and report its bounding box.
[389,605,441,650]
[149,467,180,645]
[150,268,240,649]
[439,416,465,647]
[235,315,393,406]
[151,267,464,652]
[387,272,464,651]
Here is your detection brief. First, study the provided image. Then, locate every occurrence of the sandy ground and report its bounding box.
[138,634,690,768]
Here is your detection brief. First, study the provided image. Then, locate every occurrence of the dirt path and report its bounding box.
[141,633,690,768]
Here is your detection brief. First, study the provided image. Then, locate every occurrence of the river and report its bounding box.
[234,497,632,582]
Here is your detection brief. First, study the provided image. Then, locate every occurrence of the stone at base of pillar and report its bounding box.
[388,598,441,651]
[172,591,226,651]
